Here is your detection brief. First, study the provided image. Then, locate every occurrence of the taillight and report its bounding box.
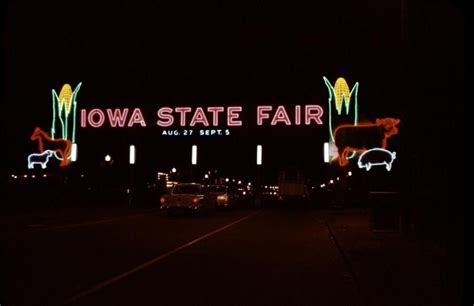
[160,197,166,204]
[192,198,199,204]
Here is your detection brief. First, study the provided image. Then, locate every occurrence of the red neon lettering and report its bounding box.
[227,106,242,126]
[295,105,301,125]
[80,109,87,127]
[88,109,105,128]
[190,107,210,127]
[107,108,129,127]
[305,105,323,125]
[207,107,224,126]
[257,106,272,125]
[175,107,192,127]
[271,106,292,125]
[127,108,147,127]
[157,107,174,127]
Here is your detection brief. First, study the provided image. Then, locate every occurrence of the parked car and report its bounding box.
[160,183,214,214]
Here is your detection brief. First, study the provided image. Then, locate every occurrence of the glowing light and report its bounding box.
[71,143,78,162]
[191,145,197,165]
[329,180,334,184]
[31,175,36,178]
[337,177,340,181]
[271,106,291,125]
[171,168,177,173]
[190,107,210,127]
[257,105,324,126]
[204,174,209,179]
[129,145,136,165]
[23,174,28,178]
[105,155,111,162]
[334,78,351,114]
[225,178,229,182]
[305,105,324,125]
[358,148,396,171]
[320,184,326,188]
[348,171,352,176]
[28,150,53,169]
[157,107,174,127]
[87,109,106,128]
[256,145,262,165]
[107,108,129,127]
[248,182,252,186]
[324,142,329,163]
[51,83,81,142]
[207,107,225,126]
[43,174,47,178]
[257,106,272,125]
[238,180,242,184]
[175,107,192,126]
[127,108,147,127]
[30,128,72,167]
[323,77,359,143]
[59,84,73,114]
[333,118,400,166]
[227,106,242,126]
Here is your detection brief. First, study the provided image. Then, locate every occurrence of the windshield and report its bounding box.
[172,185,201,195]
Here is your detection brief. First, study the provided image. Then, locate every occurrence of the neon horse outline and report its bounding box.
[31,127,72,167]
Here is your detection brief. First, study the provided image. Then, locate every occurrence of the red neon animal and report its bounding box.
[333,118,400,166]
[30,127,72,167]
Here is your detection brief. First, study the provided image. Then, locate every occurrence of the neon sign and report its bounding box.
[26,82,82,168]
[52,83,82,142]
[28,150,54,169]
[358,148,396,171]
[30,127,72,167]
[323,77,359,143]
[80,105,324,128]
[333,118,400,166]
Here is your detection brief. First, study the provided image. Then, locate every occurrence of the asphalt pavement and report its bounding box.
[1,205,459,306]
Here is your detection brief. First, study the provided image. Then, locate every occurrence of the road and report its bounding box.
[1,206,364,306]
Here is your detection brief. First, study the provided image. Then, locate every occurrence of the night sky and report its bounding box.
[1,0,464,187]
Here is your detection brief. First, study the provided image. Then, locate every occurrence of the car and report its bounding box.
[160,183,214,215]
[206,185,234,208]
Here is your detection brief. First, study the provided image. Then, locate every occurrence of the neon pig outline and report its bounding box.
[357,148,397,171]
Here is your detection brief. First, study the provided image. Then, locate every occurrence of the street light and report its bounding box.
[323,142,329,163]
[204,174,209,179]
[348,171,352,177]
[129,145,136,165]
[171,167,177,173]
[191,145,197,165]
[105,154,111,162]
[256,145,262,165]
[71,143,78,162]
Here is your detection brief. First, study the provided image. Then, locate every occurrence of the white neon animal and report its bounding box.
[28,150,53,169]
[357,148,396,171]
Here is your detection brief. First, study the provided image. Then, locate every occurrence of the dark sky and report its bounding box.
[1,0,464,185]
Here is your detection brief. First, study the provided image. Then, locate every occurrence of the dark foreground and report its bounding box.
[0,204,462,306]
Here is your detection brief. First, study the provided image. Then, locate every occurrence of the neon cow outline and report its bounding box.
[333,118,400,166]
[30,127,72,167]
[358,148,397,171]
[28,150,54,169]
